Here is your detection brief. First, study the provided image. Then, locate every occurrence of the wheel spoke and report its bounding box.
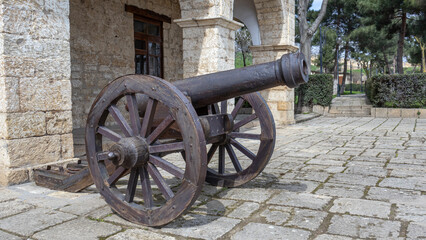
[207,144,219,164]
[139,166,153,208]
[146,115,174,145]
[221,100,227,114]
[97,126,121,142]
[149,142,185,154]
[230,138,257,161]
[218,145,225,174]
[107,166,127,186]
[147,163,174,200]
[149,155,184,179]
[140,98,158,137]
[229,132,261,140]
[213,103,220,114]
[125,168,139,203]
[231,98,245,118]
[233,113,258,130]
[126,94,141,136]
[225,144,243,172]
[208,105,213,115]
[109,104,133,137]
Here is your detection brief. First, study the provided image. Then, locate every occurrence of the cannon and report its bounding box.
[85,52,308,226]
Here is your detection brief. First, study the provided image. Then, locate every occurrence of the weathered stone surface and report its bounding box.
[285,208,327,231]
[108,229,176,240]
[272,179,320,193]
[330,198,391,218]
[260,206,292,225]
[59,194,107,215]
[0,208,75,236]
[70,0,183,128]
[0,230,21,240]
[46,111,73,135]
[328,173,379,186]
[20,79,72,111]
[0,112,46,139]
[366,187,422,203]
[33,218,122,240]
[407,222,426,239]
[161,214,240,239]
[0,168,30,186]
[0,188,18,202]
[228,202,260,219]
[328,215,401,238]
[0,77,20,113]
[231,222,310,240]
[60,133,74,159]
[314,234,352,240]
[267,192,331,210]
[0,199,33,218]
[380,177,426,191]
[192,198,237,216]
[219,188,274,203]
[4,135,61,168]
[395,201,426,222]
[315,183,365,198]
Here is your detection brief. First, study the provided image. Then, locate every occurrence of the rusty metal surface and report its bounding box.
[173,52,308,107]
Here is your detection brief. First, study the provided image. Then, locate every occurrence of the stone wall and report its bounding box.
[175,1,242,112]
[0,0,74,185]
[254,0,295,46]
[70,0,183,129]
[249,0,297,125]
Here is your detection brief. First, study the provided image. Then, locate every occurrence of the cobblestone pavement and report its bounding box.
[1,117,425,240]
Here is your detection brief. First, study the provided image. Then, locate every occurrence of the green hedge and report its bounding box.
[296,74,334,107]
[367,73,426,108]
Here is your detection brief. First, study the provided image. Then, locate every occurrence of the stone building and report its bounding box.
[0,0,296,185]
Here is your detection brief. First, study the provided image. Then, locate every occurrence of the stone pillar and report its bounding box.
[251,45,298,125]
[0,0,74,185]
[175,17,243,111]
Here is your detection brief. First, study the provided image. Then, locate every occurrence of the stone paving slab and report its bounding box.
[0,116,425,239]
[33,218,122,240]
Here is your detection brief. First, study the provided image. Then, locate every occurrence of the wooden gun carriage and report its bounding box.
[38,52,308,226]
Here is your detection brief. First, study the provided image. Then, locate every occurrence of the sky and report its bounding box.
[310,0,322,10]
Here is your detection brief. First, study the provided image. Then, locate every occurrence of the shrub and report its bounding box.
[367,73,426,108]
[295,74,333,107]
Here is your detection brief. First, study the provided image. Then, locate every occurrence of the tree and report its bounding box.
[408,12,426,72]
[235,26,253,67]
[357,0,421,74]
[351,25,397,77]
[313,27,337,73]
[296,0,329,113]
[297,0,329,73]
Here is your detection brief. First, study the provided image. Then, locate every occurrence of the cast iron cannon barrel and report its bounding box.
[173,52,308,107]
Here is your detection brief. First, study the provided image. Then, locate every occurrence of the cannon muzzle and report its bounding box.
[173,52,308,107]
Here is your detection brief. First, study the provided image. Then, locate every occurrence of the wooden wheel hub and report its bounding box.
[110,137,149,169]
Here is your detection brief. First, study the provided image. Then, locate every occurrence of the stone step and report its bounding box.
[326,113,372,118]
[330,106,372,111]
[331,101,369,106]
[329,107,371,114]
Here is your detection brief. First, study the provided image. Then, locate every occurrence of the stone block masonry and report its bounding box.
[0,0,75,185]
[251,45,298,125]
[70,0,183,129]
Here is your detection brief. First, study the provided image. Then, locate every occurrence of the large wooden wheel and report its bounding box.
[85,75,207,226]
[205,92,276,187]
